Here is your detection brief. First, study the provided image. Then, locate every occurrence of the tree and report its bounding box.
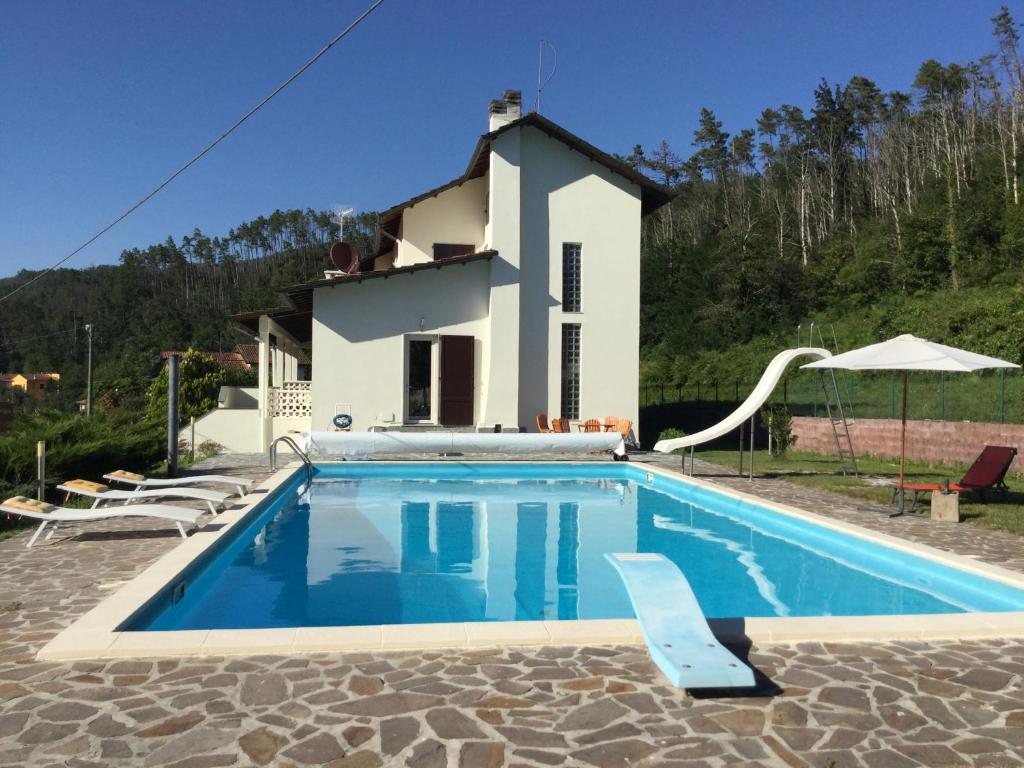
[146,351,256,423]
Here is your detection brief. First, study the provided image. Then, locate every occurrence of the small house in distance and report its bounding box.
[208,90,673,451]
[0,372,60,401]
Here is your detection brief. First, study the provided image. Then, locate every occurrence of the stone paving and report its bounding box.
[0,454,1022,767]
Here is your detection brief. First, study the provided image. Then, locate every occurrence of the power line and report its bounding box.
[0,327,80,350]
[0,0,386,305]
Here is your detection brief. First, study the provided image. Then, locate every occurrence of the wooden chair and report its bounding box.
[536,414,552,433]
[551,418,570,433]
[614,418,633,439]
[582,418,602,432]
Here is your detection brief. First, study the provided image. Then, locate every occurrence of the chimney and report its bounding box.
[488,89,522,131]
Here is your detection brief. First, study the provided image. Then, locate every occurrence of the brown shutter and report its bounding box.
[439,335,474,426]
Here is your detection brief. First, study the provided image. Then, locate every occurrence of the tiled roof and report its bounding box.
[234,344,259,364]
[160,351,249,367]
[231,343,309,366]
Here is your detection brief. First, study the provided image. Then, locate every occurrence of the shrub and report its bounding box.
[180,439,223,467]
[0,410,165,532]
[760,404,795,456]
[657,428,687,449]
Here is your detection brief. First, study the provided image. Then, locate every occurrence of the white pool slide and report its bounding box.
[653,347,831,454]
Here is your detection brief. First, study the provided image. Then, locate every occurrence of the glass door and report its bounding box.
[406,337,435,422]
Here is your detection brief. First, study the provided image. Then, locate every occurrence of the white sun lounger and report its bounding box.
[103,470,252,497]
[56,480,228,515]
[1,496,204,548]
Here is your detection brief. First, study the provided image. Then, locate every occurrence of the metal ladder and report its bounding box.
[819,369,858,476]
[807,322,859,477]
[269,435,314,484]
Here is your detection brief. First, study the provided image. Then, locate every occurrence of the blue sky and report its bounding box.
[2,0,1021,278]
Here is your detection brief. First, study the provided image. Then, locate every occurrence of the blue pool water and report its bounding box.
[128,463,1024,630]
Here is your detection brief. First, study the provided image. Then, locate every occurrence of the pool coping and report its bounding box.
[37,460,1024,661]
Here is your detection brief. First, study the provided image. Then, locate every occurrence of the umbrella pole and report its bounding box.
[894,370,909,517]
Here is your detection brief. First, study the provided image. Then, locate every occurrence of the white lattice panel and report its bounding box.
[271,381,311,417]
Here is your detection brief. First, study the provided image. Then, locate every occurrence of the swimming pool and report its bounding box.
[126,463,1024,632]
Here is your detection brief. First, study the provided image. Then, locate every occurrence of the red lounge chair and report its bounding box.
[893,445,1017,508]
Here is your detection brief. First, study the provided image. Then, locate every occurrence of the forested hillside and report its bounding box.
[3,7,1024,415]
[633,6,1024,385]
[0,209,342,412]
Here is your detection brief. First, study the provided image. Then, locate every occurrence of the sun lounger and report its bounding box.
[1,496,203,547]
[57,479,228,515]
[892,445,1017,508]
[103,470,252,497]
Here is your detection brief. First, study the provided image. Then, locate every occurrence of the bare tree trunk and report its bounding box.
[1012,96,1020,204]
[799,166,809,268]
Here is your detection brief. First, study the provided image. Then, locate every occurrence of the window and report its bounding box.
[433,243,475,261]
[560,323,581,420]
[562,243,581,312]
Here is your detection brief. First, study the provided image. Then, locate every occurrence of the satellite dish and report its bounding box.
[329,241,361,274]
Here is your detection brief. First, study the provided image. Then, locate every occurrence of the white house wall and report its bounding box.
[397,177,488,267]
[189,409,262,454]
[480,130,523,428]
[517,126,642,433]
[311,259,491,431]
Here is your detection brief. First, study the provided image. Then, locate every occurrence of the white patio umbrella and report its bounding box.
[802,334,1019,515]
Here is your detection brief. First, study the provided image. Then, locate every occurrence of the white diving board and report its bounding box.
[605,553,755,689]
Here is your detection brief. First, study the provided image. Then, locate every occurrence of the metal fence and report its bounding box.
[640,369,1024,424]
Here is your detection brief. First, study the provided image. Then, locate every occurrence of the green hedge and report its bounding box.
[0,411,164,510]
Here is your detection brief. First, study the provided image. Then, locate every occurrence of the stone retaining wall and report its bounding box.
[792,416,1024,475]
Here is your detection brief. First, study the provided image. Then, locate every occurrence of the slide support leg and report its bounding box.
[749,414,755,481]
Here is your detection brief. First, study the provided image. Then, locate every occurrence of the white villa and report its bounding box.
[197,91,672,452]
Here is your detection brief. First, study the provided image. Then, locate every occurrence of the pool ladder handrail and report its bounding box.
[269,436,314,484]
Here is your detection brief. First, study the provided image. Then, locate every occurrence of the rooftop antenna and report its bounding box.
[336,206,354,239]
[535,40,557,114]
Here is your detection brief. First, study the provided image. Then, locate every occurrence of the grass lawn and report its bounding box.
[0,523,31,542]
[696,449,1024,536]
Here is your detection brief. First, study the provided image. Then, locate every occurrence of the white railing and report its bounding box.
[270,380,311,418]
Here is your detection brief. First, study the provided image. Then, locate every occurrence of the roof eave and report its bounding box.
[281,250,498,313]
[466,113,675,215]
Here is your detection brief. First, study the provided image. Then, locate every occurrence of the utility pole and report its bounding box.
[167,354,180,477]
[84,324,94,417]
